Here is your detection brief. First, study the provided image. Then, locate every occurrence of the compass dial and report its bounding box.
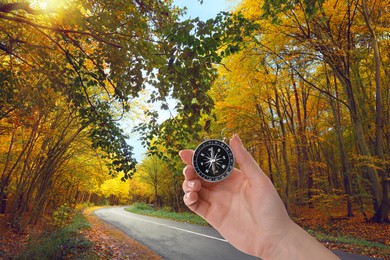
[192,139,235,182]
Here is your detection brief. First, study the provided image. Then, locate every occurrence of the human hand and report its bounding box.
[180,134,338,259]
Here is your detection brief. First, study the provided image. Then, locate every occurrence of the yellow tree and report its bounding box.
[270,0,390,222]
[127,176,154,204]
[136,155,167,207]
[97,175,131,205]
[210,0,389,221]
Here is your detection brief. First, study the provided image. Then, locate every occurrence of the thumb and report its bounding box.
[229,134,268,182]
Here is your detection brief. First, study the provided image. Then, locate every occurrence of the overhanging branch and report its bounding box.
[0,13,122,48]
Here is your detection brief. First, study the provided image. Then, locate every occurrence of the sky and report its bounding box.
[173,0,234,20]
[129,0,233,162]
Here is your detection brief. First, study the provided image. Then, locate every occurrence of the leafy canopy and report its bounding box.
[0,0,257,178]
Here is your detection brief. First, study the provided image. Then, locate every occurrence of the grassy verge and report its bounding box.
[309,229,390,258]
[308,229,390,252]
[126,203,208,226]
[17,212,96,259]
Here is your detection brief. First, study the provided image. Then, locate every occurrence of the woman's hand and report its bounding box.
[180,134,339,259]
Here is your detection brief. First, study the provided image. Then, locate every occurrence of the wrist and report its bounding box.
[257,220,296,259]
[261,222,339,260]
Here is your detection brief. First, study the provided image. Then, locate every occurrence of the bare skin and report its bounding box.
[180,134,339,259]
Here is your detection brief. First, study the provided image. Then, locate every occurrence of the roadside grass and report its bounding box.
[308,229,390,258]
[17,211,97,259]
[127,203,389,257]
[308,229,390,252]
[126,203,208,226]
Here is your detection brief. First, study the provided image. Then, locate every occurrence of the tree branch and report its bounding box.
[0,3,47,15]
[0,13,123,49]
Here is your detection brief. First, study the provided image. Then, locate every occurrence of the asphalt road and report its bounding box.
[94,207,379,260]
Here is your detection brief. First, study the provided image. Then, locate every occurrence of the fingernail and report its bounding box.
[185,192,191,199]
[188,181,195,188]
[183,165,188,176]
[234,134,244,147]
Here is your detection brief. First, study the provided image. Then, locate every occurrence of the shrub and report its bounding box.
[131,202,155,211]
[17,212,95,259]
[51,203,75,228]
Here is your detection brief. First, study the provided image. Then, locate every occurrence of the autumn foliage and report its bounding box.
[207,0,390,223]
[0,0,389,257]
[0,0,186,231]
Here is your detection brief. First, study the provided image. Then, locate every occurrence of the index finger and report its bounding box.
[179,149,194,165]
[179,149,215,188]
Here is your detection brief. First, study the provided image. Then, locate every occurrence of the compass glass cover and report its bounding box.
[192,139,235,182]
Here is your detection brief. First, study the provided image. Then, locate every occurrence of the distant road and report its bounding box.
[94,207,379,260]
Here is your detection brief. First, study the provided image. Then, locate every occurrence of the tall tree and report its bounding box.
[208,0,389,221]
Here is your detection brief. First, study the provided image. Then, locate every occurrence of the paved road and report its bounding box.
[95,207,257,259]
[94,207,379,260]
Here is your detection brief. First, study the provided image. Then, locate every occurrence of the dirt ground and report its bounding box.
[0,210,162,260]
[83,208,162,259]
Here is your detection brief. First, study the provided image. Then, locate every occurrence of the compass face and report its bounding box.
[192,139,235,182]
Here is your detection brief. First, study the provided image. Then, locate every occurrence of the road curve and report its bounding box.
[94,207,378,260]
[94,207,257,260]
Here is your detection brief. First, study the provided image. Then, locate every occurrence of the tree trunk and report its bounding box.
[361,0,389,223]
[332,67,383,215]
[266,146,274,184]
[256,101,287,205]
[291,75,313,205]
[0,131,16,214]
[329,71,354,217]
[274,88,291,211]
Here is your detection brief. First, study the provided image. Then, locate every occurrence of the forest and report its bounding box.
[0,0,389,242]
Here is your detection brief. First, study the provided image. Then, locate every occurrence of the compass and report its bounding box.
[192,139,235,182]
